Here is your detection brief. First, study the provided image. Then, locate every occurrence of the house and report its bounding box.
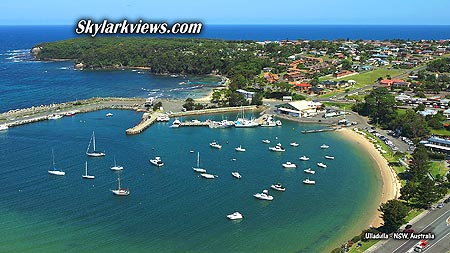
[359,65,371,71]
[264,72,279,83]
[333,70,355,78]
[236,89,255,101]
[283,72,304,82]
[294,82,311,92]
[275,100,322,117]
[417,109,437,117]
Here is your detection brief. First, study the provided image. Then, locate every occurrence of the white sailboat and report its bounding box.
[82,161,95,179]
[193,152,207,173]
[111,173,130,196]
[234,107,259,128]
[110,156,123,171]
[86,131,105,157]
[48,148,65,176]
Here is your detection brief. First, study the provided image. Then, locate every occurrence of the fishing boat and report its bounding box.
[227,212,243,220]
[231,171,242,179]
[235,145,246,152]
[271,183,286,192]
[317,162,327,168]
[325,155,335,160]
[262,139,270,144]
[48,148,65,176]
[282,161,297,168]
[156,114,170,122]
[299,156,310,161]
[149,156,164,167]
[234,107,259,128]
[253,189,273,201]
[209,141,222,149]
[320,144,330,149]
[304,168,316,174]
[303,178,316,185]
[200,173,216,179]
[269,143,285,152]
[275,120,282,126]
[111,173,130,196]
[192,152,207,173]
[290,142,299,147]
[82,161,95,179]
[64,111,77,117]
[86,131,105,157]
[110,156,124,171]
[0,124,8,131]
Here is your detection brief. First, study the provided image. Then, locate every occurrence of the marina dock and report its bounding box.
[301,128,338,134]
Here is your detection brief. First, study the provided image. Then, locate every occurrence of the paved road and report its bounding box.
[370,202,450,253]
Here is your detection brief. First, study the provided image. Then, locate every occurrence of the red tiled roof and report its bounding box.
[295,83,311,87]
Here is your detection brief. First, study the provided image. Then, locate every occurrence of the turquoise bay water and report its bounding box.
[0,110,381,252]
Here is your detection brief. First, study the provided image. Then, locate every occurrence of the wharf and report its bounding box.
[169,105,265,117]
[126,113,158,135]
[301,128,338,134]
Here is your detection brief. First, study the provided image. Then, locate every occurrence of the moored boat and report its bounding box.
[325,155,335,160]
[269,143,285,152]
[320,144,330,149]
[149,156,164,167]
[86,131,105,157]
[192,152,207,173]
[0,124,8,131]
[235,145,246,152]
[111,173,130,196]
[82,161,95,179]
[200,173,216,179]
[48,148,65,176]
[317,162,327,168]
[48,114,63,120]
[209,141,222,149]
[227,212,243,220]
[253,189,273,201]
[170,119,181,128]
[110,156,124,171]
[299,156,310,161]
[282,161,297,168]
[231,171,242,179]
[303,178,316,185]
[270,183,286,192]
[290,142,299,147]
[304,168,316,174]
[156,114,170,122]
[262,139,270,144]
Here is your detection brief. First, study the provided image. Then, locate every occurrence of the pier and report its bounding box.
[301,128,338,134]
[126,113,158,135]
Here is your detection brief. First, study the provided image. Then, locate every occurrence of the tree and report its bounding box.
[152,101,162,111]
[357,87,397,126]
[250,92,263,105]
[183,98,195,111]
[341,59,352,70]
[379,200,410,233]
[400,181,416,203]
[409,145,430,181]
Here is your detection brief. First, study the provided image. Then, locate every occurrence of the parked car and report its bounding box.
[437,203,444,209]
[444,197,450,204]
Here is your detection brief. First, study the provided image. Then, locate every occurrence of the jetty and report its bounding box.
[301,128,338,134]
[126,113,158,135]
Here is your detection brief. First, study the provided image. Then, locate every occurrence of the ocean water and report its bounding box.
[0,110,380,252]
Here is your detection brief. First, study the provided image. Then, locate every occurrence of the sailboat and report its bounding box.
[48,148,65,176]
[192,152,206,173]
[86,131,105,157]
[111,173,130,196]
[110,156,123,171]
[82,161,95,179]
[234,107,259,128]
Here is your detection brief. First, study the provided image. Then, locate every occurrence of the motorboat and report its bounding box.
[209,120,233,128]
[303,178,316,185]
[290,142,299,147]
[304,168,316,174]
[260,121,276,127]
[275,120,282,126]
[320,144,330,149]
[64,111,77,117]
[269,143,285,152]
[325,155,335,160]
[48,114,63,120]
[262,139,270,144]
[200,173,216,179]
[299,156,310,161]
[253,189,273,201]
[282,161,297,168]
[317,162,327,168]
[227,212,243,220]
[271,183,286,192]
[156,114,170,122]
[209,141,222,149]
[235,145,246,152]
[231,171,242,179]
[86,131,106,157]
[111,173,130,196]
[170,119,181,128]
[106,113,113,117]
[0,124,8,131]
[149,156,164,167]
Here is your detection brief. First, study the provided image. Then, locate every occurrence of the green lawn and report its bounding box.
[405,208,425,223]
[431,128,450,137]
[347,240,378,253]
[429,161,449,178]
[322,102,353,110]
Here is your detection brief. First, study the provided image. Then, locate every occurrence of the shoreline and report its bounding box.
[338,128,401,227]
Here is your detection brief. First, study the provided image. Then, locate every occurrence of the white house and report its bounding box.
[276,100,322,117]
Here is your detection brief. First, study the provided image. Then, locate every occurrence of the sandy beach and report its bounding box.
[338,128,401,227]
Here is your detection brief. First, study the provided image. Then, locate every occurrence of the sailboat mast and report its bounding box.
[197,152,200,167]
[118,173,121,190]
[52,148,55,168]
[92,131,96,151]
[85,161,88,176]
